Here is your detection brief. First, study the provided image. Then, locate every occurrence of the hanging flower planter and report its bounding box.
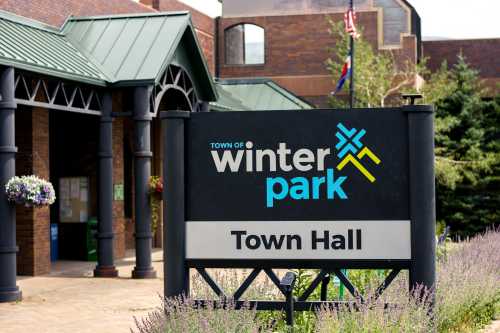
[148,176,163,200]
[149,176,163,235]
[5,175,56,208]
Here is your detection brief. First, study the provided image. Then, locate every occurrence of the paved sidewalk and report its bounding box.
[0,250,164,333]
[482,320,500,333]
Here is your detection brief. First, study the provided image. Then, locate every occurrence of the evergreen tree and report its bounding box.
[430,56,498,235]
[435,59,499,235]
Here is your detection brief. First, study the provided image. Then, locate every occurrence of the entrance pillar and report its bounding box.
[132,86,156,279]
[94,92,118,277]
[0,67,22,302]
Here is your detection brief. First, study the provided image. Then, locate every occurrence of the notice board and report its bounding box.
[59,177,89,223]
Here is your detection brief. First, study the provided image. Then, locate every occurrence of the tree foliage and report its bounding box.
[326,19,499,235]
[326,20,422,108]
[434,57,499,235]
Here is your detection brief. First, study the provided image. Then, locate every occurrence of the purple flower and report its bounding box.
[5,175,56,208]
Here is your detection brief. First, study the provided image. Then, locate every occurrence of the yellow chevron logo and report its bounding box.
[337,147,381,183]
[357,147,381,165]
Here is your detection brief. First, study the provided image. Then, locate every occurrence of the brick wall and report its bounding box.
[195,29,215,74]
[15,107,51,276]
[423,38,500,93]
[218,12,379,77]
[112,117,126,259]
[110,91,128,259]
[0,0,154,27]
[423,39,500,77]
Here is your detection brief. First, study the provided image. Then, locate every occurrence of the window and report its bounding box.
[225,24,265,65]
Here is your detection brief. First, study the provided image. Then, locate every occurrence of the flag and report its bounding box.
[331,53,351,95]
[344,8,360,38]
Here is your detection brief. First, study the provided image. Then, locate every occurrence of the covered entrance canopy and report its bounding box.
[0,9,217,302]
[212,78,313,111]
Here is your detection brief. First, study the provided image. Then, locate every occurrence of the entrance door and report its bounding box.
[49,112,99,261]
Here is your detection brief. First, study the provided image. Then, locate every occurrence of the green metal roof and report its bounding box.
[0,10,217,100]
[210,83,249,111]
[0,11,107,85]
[212,78,313,111]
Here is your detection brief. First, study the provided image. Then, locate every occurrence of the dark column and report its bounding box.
[0,67,22,302]
[405,105,436,295]
[161,111,190,298]
[94,92,118,278]
[132,86,156,279]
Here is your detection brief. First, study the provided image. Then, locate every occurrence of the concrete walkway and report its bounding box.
[482,320,500,333]
[0,250,164,333]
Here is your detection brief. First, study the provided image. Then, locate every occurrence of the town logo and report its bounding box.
[335,123,381,183]
[209,122,381,208]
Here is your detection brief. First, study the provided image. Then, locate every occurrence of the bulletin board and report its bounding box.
[59,177,89,223]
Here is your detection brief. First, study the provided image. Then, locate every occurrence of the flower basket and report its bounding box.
[149,176,163,235]
[149,176,163,199]
[5,175,56,208]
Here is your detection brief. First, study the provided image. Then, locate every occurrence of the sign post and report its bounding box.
[406,105,436,294]
[162,106,435,306]
[162,111,190,298]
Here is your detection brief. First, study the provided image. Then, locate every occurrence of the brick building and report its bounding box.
[216,0,423,106]
[0,0,498,295]
[216,0,499,104]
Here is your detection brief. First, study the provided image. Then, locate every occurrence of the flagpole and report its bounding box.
[349,0,355,109]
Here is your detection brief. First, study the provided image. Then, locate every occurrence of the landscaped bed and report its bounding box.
[134,229,499,333]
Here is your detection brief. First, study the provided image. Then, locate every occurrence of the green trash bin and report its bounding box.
[86,217,98,261]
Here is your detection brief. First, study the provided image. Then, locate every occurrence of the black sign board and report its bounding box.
[161,106,435,299]
[187,109,409,221]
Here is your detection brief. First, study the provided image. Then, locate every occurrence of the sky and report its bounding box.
[177,0,500,40]
[407,0,500,40]
[177,0,221,18]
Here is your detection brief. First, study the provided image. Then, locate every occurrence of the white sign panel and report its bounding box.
[186,220,411,260]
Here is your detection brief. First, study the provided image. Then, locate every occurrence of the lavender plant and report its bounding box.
[316,296,432,332]
[315,229,500,333]
[134,230,499,333]
[133,296,269,333]
[5,175,56,207]
[434,229,500,332]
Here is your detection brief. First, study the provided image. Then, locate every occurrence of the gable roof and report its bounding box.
[212,78,313,111]
[0,10,217,101]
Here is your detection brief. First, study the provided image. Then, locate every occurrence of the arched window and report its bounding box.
[225,24,265,65]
